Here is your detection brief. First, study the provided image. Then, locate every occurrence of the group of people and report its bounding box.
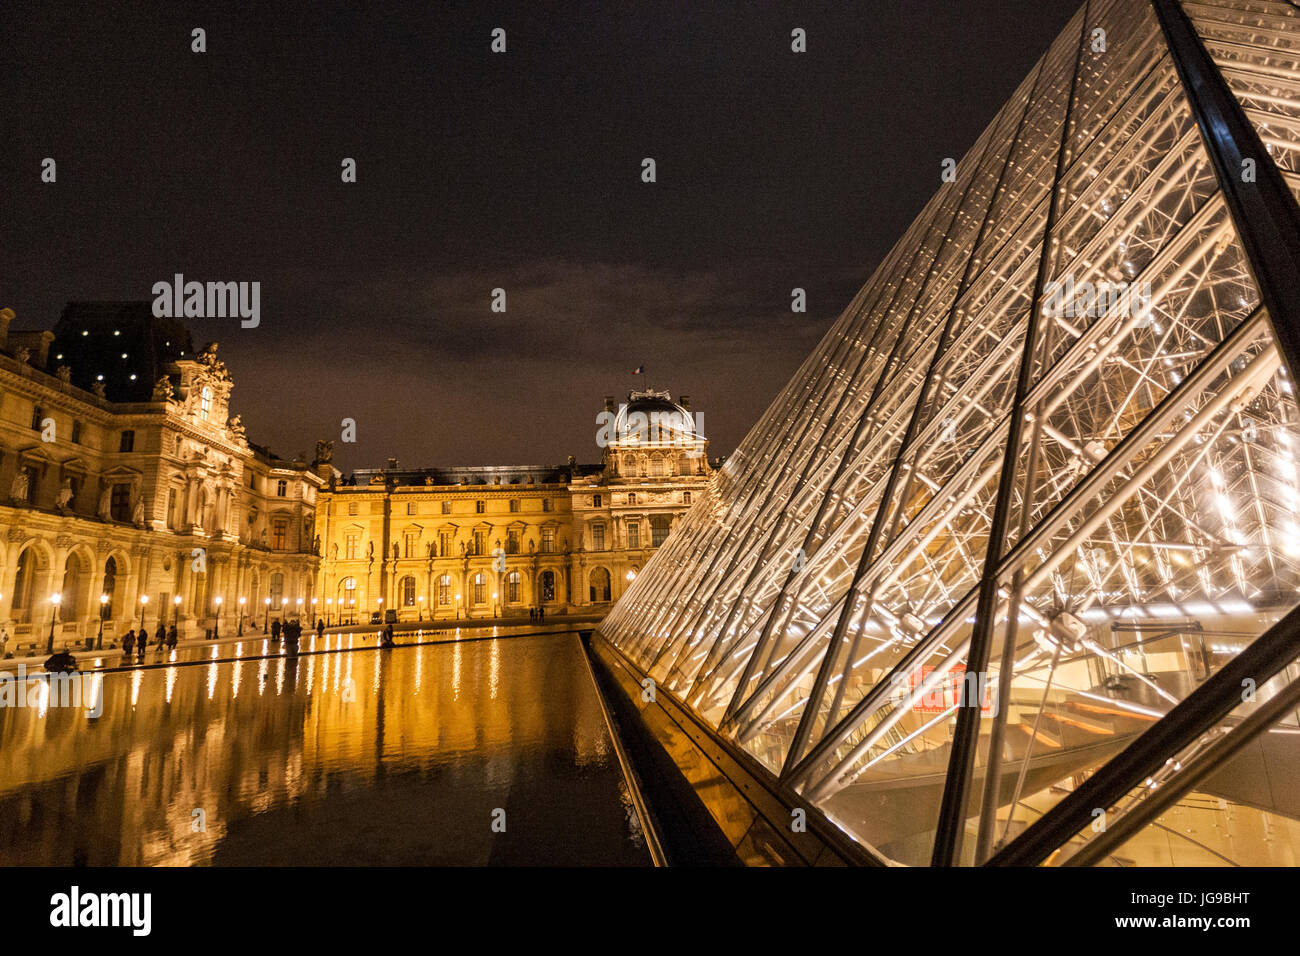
[528,607,548,623]
[121,624,178,659]
[270,617,306,644]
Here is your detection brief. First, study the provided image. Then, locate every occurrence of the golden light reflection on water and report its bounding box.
[0,631,646,866]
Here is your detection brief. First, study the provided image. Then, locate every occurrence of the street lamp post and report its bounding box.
[214,596,223,639]
[263,597,271,633]
[47,593,62,655]
[173,593,182,628]
[97,593,108,650]
[326,597,333,628]
[311,597,317,626]
[348,598,356,625]
[238,596,246,636]
[138,593,149,633]
[417,595,423,622]
[296,597,304,621]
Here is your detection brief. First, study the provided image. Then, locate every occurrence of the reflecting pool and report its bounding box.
[0,630,649,866]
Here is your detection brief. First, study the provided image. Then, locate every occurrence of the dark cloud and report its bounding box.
[0,0,1076,472]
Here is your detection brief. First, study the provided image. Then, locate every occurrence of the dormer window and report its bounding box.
[200,386,213,422]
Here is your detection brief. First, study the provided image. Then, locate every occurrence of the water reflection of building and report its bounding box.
[0,303,320,650]
[0,635,639,865]
[316,390,711,621]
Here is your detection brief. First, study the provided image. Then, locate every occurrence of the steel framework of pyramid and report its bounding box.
[597,0,1300,865]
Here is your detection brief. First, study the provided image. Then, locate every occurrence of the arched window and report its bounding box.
[438,574,451,605]
[588,568,611,603]
[62,553,85,619]
[102,556,118,619]
[401,575,416,606]
[540,571,556,603]
[200,386,213,421]
[12,548,36,623]
[472,572,486,605]
[340,576,356,617]
[507,570,521,604]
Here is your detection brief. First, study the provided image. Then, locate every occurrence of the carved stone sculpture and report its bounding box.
[10,470,30,503]
[55,478,74,511]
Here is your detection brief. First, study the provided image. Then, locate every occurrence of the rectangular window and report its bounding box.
[441,501,452,514]
[110,482,132,521]
[407,502,417,515]
[119,430,135,453]
[593,494,602,507]
[683,491,692,504]
[438,576,452,605]
[22,466,40,506]
[404,531,417,558]
[628,522,640,549]
[507,529,520,554]
[652,516,671,547]
[542,499,554,513]
[509,499,520,513]
[476,500,486,514]
[276,480,287,497]
[31,406,43,430]
[592,524,605,550]
[346,534,359,560]
[541,528,555,553]
[71,421,81,444]
[348,501,358,516]
[473,531,486,556]
[628,492,637,505]
[439,531,452,557]
[272,518,288,550]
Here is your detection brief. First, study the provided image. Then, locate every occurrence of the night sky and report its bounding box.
[4,1,1076,472]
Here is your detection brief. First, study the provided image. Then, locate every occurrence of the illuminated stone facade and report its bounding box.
[316,390,711,622]
[0,303,321,650]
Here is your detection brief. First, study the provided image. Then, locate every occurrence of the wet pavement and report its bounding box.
[0,628,649,866]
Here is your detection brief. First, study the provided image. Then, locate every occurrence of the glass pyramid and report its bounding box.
[599,0,1300,865]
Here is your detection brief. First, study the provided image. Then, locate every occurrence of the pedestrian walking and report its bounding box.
[123,629,136,655]
[155,623,166,649]
[271,618,282,641]
[166,624,178,650]
[316,618,325,638]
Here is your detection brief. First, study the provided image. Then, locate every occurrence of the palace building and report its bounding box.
[0,303,320,652]
[315,389,711,622]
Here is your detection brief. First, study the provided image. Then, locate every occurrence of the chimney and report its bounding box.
[386,457,399,470]
[680,395,691,409]
[604,395,616,413]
